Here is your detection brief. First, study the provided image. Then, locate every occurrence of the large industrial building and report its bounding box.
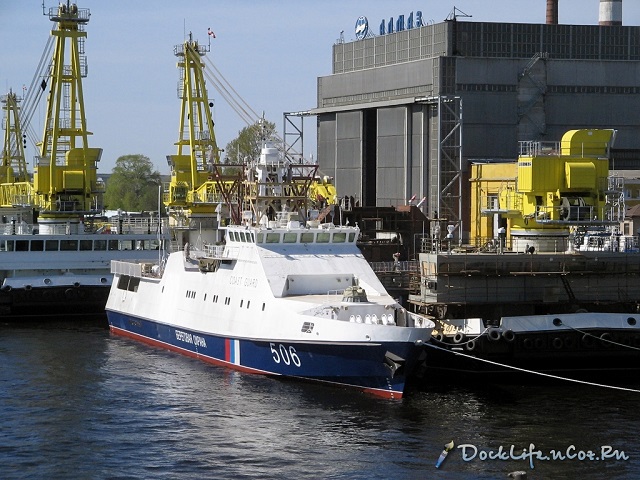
[311,0,640,243]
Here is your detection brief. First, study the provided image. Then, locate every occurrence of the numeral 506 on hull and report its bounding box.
[270,343,301,367]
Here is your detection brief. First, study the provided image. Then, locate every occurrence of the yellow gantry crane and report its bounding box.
[165,34,238,246]
[164,33,339,248]
[33,1,103,231]
[0,90,32,207]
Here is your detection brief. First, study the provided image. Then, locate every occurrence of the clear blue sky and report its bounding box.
[1,1,639,175]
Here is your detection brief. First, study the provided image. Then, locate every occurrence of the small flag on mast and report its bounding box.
[208,28,216,38]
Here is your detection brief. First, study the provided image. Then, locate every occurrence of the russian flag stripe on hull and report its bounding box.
[225,338,240,365]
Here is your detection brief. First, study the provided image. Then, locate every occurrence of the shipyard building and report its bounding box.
[312,1,640,243]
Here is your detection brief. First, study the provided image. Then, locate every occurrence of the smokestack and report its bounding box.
[546,0,558,25]
[599,0,622,26]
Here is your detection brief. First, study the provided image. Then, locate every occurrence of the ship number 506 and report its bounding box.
[270,343,301,367]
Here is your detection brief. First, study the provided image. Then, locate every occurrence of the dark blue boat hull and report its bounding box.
[106,310,422,399]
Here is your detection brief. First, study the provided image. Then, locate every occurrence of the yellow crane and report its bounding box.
[0,90,33,207]
[164,33,236,247]
[33,1,103,233]
[164,33,338,248]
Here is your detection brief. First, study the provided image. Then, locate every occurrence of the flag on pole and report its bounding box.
[208,28,216,38]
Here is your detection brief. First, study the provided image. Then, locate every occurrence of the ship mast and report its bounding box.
[34,1,102,232]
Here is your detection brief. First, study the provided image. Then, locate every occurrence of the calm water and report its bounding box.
[1,321,639,480]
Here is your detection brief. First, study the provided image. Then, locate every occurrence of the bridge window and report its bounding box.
[333,232,346,243]
[60,240,78,251]
[45,240,59,251]
[348,232,356,243]
[117,275,140,292]
[15,240,29,251]
[80,240,93,251]
[317,232,330,243]
[301,232,314,243]
[256,233,264,243]
[30,240,44,251]
[266,233,280,243]
[120,240,135,250]
[283,232,298,243]
[95,239,107,250]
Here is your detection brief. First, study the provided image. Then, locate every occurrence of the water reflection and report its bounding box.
[1,325,639,479]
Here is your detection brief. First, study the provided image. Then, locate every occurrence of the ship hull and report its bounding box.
[422,343,640,385]
[107,310,423,399]
[0,229,166,322]
[420,315,640,386]
[0,285,108,321]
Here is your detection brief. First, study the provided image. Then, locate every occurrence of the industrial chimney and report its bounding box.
[599,0,622,26]
[546,0,558,25]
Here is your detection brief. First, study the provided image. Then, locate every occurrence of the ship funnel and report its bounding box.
[546,0,558,25]
[599,0,622,26]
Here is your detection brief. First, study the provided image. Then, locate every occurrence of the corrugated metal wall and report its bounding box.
[318,20,640,237]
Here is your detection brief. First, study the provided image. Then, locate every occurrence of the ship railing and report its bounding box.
[188,190,227,205]
[534,205,623,224]
[370,260,419,273]
[341,308,430,328]
[111,260,143,278]
[519,141,559,156]
[109,216,168,234]
[577,234,639,252]
[480,192,522,214]
[174,42,208,57]
[469,236,514,252]
[202,244,239,260]
[5,192,34,207]
[519,140,611,157]
[0,221,34,235]
[48,5,91,23]
[406,310,432,328]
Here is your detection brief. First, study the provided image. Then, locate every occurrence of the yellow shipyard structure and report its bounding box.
[411,129,640,383]
[472,129,623,253]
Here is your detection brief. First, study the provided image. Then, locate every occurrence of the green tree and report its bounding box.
[224,119,277,163]
[103,154,162,212]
